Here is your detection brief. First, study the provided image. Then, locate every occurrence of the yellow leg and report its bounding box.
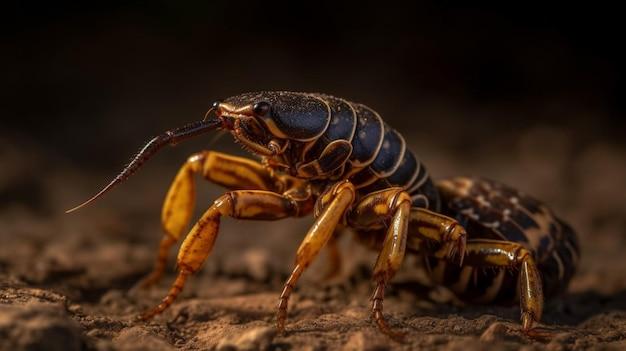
[139,189,313,320]
[322,230,343,280]
[276,181,356,333]
[138,151,286,288]
[409,207,467,265]
[348,188,412,340]
[433,239,544,332]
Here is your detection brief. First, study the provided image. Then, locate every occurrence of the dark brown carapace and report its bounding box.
[67,91,579,340]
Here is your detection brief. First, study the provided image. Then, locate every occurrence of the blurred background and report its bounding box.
[1,3,626,349]
[5,2,624,161]
[2,1,625,294]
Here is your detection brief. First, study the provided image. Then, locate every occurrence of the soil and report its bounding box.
[1,127,626,351]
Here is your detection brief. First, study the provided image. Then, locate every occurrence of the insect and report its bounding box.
[67,91,579,339]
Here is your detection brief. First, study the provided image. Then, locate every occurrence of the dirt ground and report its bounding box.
[1,126,626,351]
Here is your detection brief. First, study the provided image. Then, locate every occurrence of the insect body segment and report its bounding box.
[435,177,580,299]
[67,91,578,340]
[238,92,440,211]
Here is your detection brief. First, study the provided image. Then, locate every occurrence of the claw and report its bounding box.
[523,326,559,341]
[276,298,288,334]
[137,269,190,321]
[521,310,558,340]
[372,310,407,342]
[371,282,407,342]
[442,229,466,267]
[521,311,536,331]
[276,264,303,335]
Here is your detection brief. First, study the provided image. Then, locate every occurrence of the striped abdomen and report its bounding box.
[302,93,440,211]
[426,177,580,302]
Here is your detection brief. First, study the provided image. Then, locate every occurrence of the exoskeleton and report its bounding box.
[68,91,579,339]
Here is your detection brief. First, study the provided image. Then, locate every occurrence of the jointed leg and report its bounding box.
[433,239,544,332]
[139,189,312,320]
[349,188,412,339]
[277,181,355,332]
[409,208,467,264]
[138,151,284,288]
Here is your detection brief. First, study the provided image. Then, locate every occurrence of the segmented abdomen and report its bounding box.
[429,177,580,301]
[304,93,440,210]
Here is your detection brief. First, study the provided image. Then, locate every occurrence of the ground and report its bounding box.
[1,126,626,351]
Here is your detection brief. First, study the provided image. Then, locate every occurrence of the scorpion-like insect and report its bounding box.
[67,91,579,339]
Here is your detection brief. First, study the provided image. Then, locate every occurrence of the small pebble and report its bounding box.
[216,326,276,351]
[113,326,175,351]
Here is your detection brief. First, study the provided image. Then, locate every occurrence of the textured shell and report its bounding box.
[306,94,440,210]
[222,91,441,210]
[436,177,580,297]
[224,92,331,141]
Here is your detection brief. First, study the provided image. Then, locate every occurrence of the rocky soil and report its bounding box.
[1,127,625,350]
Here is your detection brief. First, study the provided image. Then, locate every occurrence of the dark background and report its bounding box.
[2,3,626,349]
[4,2,624,170]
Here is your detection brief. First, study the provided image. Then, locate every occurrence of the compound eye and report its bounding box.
[253,101,271,117]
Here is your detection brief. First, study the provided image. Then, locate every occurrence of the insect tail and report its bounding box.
[65,118,222,213]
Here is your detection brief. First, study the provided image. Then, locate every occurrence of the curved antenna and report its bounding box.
[66,118,222,213]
